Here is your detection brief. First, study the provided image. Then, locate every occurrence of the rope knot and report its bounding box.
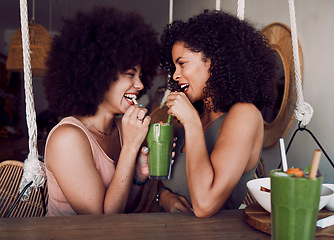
[294,101,313,127]
[19,154,46,201]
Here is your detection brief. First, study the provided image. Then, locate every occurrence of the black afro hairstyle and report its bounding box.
[160,10,277,113]
[44,6,160,117]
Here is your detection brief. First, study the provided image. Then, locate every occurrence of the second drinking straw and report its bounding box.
[309,149,321,179]
[167,114,172,124]
[279,138,288,172]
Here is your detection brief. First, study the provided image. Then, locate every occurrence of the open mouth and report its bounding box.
[124,93,137,103]
[180,84,189,93]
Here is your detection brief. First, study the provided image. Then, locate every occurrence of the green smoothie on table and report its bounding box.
[147,122,173,179]
[270,169,323,240]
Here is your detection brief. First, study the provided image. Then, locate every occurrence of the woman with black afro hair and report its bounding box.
[157,10,277,218]
[43,7,160,216]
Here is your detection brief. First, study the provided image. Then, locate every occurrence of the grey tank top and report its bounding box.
[163,113,260,209]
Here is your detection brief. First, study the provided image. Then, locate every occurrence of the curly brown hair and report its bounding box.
[160,10,277,112]
[44,7,160,116]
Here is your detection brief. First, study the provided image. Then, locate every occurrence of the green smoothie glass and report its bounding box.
[147,122,173,179]
[270,169,323,240]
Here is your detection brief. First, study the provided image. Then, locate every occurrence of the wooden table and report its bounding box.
[0,210,271,240]
[1,209,333,240]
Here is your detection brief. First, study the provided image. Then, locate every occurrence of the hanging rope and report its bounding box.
[169,0,173,24]
[160,0,173,108]
[288,0,313,127]
[216,0,221,11]
[237,0,245,20]
[18,0,46,200]
[276,0,333,170]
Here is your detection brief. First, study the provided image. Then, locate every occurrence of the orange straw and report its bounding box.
[309,149,321,179]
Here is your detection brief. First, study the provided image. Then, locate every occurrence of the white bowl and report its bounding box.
[247,178,272,212]
[323,183,334,211]
[320,185,334,210]
[246,177,334,213]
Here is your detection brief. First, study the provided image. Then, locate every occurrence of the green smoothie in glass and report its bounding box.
[147,122,173,179]
[270,169,323,240]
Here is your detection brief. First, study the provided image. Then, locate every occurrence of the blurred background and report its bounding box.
[0,0,333,183]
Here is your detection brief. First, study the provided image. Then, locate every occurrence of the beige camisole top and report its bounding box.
[45,116,119,216]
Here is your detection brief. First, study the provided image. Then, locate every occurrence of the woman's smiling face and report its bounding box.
[172,41,211,103]
[101,65,144,114]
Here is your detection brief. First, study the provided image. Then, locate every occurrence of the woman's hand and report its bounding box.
[134,146,149,182]
[122,105,151,148]
[165,92,199,127]
[134,138,176,183]
[159,189,193,213]
[171,137,177,165]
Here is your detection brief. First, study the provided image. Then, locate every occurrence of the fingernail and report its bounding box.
[144,147,148,152]
[139,104,143,107]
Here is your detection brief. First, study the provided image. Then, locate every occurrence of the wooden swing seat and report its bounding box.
[0,160,48,217]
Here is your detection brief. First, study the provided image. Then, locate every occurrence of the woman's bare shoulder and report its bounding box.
[229,102,260,114]
[48,123,88,146]
[224,103,262,125]
[46,123,92,168]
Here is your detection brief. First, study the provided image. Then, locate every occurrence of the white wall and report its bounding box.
[244,0,334,184]
[222,0,334,183]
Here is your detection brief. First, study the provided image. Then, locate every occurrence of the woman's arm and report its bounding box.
[125,146,149,212]
[184,103,263,218]
[167,93,262,218]
[46,107,150,215]
[46,124,110,215]
[157,181,192,213]
[103,105,151,213]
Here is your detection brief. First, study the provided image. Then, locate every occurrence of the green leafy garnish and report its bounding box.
[303,165,311,175]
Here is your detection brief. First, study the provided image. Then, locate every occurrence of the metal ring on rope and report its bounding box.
[278,122,334,169]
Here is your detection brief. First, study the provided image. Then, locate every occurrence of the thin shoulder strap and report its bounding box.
[114,118,123,148]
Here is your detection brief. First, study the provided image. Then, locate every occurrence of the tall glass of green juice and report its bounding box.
[147,123,173,179]
[270,169,323,240]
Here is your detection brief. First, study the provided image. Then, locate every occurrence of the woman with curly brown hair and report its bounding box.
[43,7,160,216]
[157,10,277,218]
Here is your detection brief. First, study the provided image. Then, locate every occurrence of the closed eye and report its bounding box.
[175,57,186,67]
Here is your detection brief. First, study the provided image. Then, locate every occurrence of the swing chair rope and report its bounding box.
[18,0,46,201]
[277,0,334,170]
[288,0,313,127]
[160,0,173,108]
[237,0,245,20]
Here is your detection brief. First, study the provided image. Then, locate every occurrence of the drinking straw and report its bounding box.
[132,98,138,105]
[167,114,172,124]
[279,138,288,172]
[309,149,321,179]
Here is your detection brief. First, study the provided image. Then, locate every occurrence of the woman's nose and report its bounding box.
[173,69,181,81]
[134,77,144,90]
